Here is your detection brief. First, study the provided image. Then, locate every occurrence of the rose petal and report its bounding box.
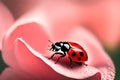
[14,38,73,80]
[0,2,14,50]
[2,0,40,19]
[64,27,115,80]
[0,68,32,80]
[2,4,83,68]
[2,22,50,68]
[14,38,101,79]
[3,1,86,40]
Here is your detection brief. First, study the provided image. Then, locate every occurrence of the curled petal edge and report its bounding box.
[15,38,101,79]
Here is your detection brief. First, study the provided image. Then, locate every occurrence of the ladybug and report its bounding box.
[48,40,88,67]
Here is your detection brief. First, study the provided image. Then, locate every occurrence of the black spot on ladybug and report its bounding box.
[78,57,81,61]
[71,52,76,57]
[79,52,84,57]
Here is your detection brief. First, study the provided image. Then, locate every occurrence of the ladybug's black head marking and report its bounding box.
[49,41,71,53]
[61,42,71,52]
[55,42,63,47]
[50,43,61,51]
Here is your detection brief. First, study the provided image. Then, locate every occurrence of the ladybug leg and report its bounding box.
[75,62,88,66]
[69,57,73,68]
[75,62,82,66]
[83,62,88,66]
[49,47,53,51]
[49,52,63,60]
[55,54,65,64]
[55,52,66,64]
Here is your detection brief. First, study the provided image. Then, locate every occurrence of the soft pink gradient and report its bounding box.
[81,0,120,47]
[3,0,120,47]
[0,1,14,50]
[1,8,115,79]
[2,0,40,19]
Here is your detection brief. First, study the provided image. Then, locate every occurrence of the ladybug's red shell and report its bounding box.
[67,49,88,62]
[67,42,88,62]
[49,41,88,65]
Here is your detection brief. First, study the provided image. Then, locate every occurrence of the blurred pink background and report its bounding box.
[2,0,120,49]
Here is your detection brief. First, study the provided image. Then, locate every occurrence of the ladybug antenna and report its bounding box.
[48,40,54,44]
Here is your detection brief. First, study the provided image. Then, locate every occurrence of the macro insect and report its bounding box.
[48,40,88,67]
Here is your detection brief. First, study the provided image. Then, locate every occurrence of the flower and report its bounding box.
[3,0,120,48]
[1,8,115,79]
[81,0,120,47]
[0,1,14,50]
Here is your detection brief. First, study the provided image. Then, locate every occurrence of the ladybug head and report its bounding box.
[48,40,61,52]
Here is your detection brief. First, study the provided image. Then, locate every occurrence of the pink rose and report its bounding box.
[1,7,115,80]
[3,0,120,48]
[0,1,14,50]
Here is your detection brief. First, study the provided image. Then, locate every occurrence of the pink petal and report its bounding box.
[3,1,86,40]
[3,0,40,19]
[0,2,14,50]
[63,27,115,80]
[14,38,100,80]
[2,22,50,68]
[0,68,32,80]
[2,3,86,68]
